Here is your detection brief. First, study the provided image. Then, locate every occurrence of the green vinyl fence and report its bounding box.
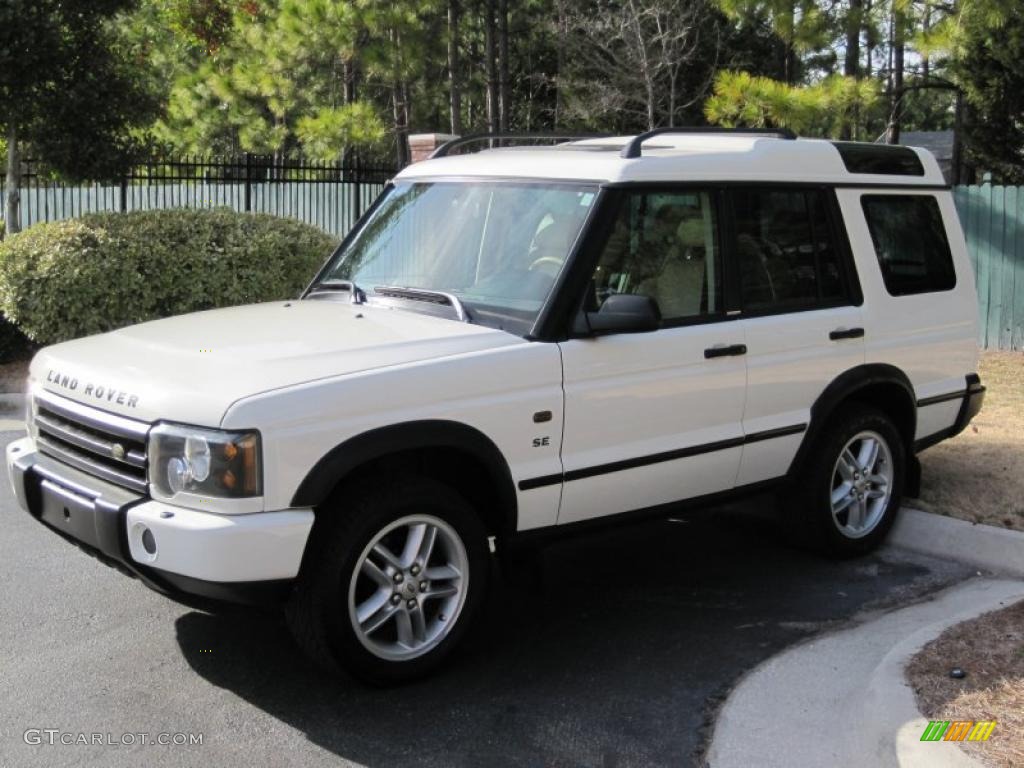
[954,185,1024,351]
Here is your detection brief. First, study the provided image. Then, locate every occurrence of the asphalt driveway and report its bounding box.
[0,431,972,768]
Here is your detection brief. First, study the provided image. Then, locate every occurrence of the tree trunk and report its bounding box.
[448,0,462,135]
[390,25,410,167]
[782,0,797,84]
[844,0,861,78]
[393,81,410,167]
[668,73,677,128]
[621,0,655,129]
[341,57,358,167]
[887,15,904,145]
[468,34,479,129]
[840,0,862,140]
[922,2,931,80]
[484,0,498,134]
[343,59,356,104]
[391,82,407,166]
[402,80,411,139]
[554,0,565,129]
[864,0,873,79]
[646,79,656,130]
[524,45,534,131]
[952,88,964,185]
[498,0,510,132]
[5,124,19,235]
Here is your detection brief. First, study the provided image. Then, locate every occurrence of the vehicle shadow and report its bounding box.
[174,509,942,768]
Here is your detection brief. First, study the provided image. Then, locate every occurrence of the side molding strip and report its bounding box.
[916,389,968,407]
[913,374,985,453]
[518,423,807,491]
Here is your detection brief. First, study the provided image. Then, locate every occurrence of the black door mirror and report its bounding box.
[579,293,661,335]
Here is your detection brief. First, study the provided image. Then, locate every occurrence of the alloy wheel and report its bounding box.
[347,514,469,662]
[829,430,894,539]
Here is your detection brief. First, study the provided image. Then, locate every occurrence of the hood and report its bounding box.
[31,300,521,425]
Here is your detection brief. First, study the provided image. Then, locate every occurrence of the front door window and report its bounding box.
[589,190,721,324]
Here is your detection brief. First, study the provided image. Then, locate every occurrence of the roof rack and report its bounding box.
[430,132,611,159]
[619,127,798,159]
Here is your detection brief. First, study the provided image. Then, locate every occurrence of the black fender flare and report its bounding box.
[290,420,518,534]
[787,363,917,479]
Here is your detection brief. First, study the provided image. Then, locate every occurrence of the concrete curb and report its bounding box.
[708,578,1024,768]
[861,578,1024,767]
[889,507,1024,579]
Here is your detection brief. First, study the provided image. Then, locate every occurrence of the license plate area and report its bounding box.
[38,478,102,550]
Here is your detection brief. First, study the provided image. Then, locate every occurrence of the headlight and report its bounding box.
[148,423,262,500]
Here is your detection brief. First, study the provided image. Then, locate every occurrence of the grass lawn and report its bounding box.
[907,599,1024,768]
[907,350,1023,768]
[912,350,1024,531]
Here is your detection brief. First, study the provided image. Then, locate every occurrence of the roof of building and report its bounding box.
[395,133,947,187]
[895,130,954,161]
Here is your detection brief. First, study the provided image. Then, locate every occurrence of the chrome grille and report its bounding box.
[34,391,150,494]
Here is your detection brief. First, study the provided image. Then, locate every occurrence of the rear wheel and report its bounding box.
[286,475,488,684]
[790,405,905,556]
[829,430,895,539]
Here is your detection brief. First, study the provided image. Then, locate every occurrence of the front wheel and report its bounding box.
[790,405,905,557]
[286,475,488,684]
[347,513,470,664]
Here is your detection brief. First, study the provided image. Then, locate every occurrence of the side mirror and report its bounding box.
[579,293,661,335]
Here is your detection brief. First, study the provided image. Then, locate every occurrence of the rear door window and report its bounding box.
[860,195,956,296]
[731,188,849,311]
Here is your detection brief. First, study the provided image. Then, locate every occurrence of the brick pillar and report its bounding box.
[408,133,459,163]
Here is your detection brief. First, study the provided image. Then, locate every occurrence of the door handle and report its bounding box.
[704,343,747,359]
[829,327,865,341]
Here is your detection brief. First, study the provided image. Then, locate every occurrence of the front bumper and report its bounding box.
[6,437,313,606]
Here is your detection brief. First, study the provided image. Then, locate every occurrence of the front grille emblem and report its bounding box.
[111,443,125,461]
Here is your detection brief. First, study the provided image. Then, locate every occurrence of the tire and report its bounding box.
[286,474,489,685]
[789,404,905,557]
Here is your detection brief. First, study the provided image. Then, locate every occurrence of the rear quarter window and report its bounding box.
[860,194,956,296]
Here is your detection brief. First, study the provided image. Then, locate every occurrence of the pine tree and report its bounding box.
[950,1,1023,181]
[155,1,387,161]
[715,0,835,84]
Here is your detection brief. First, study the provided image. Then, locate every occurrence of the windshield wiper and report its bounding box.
[309,279,367,304]
[373,285,472,323]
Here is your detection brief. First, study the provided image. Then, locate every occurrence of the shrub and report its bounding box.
[0,209,339,345]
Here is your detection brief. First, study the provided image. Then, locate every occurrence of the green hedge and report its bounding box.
[0,209,339,345]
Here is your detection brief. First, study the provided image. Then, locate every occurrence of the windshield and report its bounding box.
[315,181,599,335]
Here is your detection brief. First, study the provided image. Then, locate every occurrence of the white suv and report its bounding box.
[6,130,985,683]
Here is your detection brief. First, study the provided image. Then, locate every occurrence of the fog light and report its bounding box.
[141,527,157,555]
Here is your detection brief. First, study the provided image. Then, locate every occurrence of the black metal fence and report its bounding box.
[2,155,397,238]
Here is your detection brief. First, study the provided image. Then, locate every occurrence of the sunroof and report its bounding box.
[832,142,925,176]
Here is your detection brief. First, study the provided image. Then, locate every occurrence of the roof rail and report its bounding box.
[430,132,611,159]
[619,126,798,159]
